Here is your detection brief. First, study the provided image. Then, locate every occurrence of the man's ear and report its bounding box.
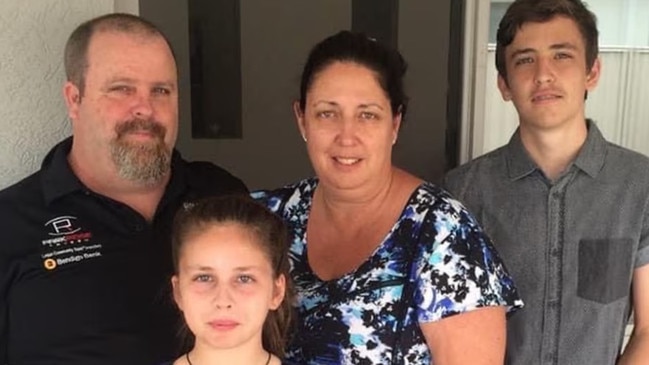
[63,81,81,120]
[586,57,601,91]
[293,101,307,142]
[497,74,512,101]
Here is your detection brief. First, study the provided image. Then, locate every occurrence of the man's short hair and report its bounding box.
[64,13,175,96]
[495,0,599,81]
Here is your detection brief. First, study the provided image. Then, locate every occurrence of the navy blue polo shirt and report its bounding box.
[0,137,247,365]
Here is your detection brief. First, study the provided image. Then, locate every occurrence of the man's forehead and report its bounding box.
[89,30,167,49]
[85,31,176,68]
[508,18,584,51]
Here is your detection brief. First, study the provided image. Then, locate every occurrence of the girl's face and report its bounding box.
[172,222,285,351]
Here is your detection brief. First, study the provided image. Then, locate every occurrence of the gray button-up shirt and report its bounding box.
[444,121,649,365]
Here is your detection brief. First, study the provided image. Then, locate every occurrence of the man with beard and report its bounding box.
[0,13,247,365]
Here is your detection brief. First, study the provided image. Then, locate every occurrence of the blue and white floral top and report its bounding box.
[253,178,522,365]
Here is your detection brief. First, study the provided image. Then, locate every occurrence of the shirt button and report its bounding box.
[548,300,560,308]
[552,192,561,199]
[134,224,144,232]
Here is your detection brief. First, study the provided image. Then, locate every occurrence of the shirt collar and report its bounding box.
[41,137,84,205]
[505,119,607,181]
[505,129,537,181]
[41,136,186,206]
[571,119,607,178]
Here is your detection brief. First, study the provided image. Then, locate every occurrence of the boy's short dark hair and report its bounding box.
[496,0,599,81]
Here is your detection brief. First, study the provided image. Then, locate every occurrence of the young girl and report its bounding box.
[164,195,292,365]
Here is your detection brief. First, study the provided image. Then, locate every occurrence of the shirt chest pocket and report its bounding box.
[578,238,634,304]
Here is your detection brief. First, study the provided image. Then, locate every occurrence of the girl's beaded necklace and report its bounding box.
[185,351,271,365]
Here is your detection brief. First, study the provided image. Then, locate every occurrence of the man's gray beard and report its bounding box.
[110,139,171,186]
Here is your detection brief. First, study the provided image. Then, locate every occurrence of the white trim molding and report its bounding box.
[459,0,491,163]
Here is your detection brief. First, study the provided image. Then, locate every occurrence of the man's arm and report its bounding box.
[421,306,507,365]
[618,264,649,365]
[0,255,8,364]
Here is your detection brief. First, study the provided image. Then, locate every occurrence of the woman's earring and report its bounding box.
[302,135,307,143]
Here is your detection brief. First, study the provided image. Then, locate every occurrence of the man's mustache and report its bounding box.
[115,119,166,140]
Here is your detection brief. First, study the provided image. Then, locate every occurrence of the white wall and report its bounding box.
[0,1,119,189]
[587,0,649,47]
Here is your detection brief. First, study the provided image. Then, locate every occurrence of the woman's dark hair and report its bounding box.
[496,0,599,81]
[171,194,293,358]
[298,30,408,118]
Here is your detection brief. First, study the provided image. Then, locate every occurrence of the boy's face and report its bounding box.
[497,16,600,132]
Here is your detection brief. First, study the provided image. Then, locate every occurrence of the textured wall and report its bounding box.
[0,1,114,189]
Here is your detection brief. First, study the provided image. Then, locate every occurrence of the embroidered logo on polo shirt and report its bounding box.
[40,216,102,271]
[45,216,81,236]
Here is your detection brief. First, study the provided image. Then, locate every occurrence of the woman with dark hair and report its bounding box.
[253,31,522,364]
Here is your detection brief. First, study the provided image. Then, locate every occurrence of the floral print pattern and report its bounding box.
[253,178,522,364]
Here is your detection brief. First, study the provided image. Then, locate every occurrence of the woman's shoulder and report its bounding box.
[393,170,460,211]
[399,180,488,245]
[251,177,317,213]
[409,181,468,215]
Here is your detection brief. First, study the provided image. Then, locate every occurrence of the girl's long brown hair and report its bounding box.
[171,194,294,358]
